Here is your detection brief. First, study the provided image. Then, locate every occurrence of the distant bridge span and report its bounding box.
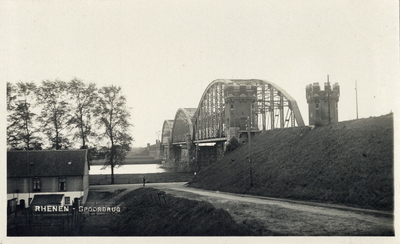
[160,79,304,170]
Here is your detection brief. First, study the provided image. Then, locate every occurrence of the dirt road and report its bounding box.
[89,182,394,236]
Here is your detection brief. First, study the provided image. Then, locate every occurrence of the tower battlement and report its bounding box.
[306,82,340,125]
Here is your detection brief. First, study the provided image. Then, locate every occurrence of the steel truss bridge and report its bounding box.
[160,79,305,170]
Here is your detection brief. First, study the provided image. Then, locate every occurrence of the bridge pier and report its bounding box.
[169,143,197,173]
[194,141,225,171]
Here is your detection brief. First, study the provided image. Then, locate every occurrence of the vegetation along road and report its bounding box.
[89,182,393,236]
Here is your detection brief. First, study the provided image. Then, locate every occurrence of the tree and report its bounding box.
[95,85,133,184]
[7,82,41,150]
[36,79,72,150]
[7,82,16,111]
[67,78,98,148]
[7,82,18,149]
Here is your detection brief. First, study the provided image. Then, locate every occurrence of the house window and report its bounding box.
[58,178,66,191]
[65,196,70,205]
[315,103,319,109]
[33,178,41,192]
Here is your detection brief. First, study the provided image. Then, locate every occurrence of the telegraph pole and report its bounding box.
[355,80,359,119]
[248,115,253,187]
[327,75,331,123]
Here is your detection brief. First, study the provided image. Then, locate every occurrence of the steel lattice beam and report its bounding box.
[164,79,305,166]
[192,79,304,143]
[167,79,304,145]
[171,108,196,145]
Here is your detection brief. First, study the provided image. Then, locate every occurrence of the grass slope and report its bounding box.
[190,114,393,211]
[110,188,258,236]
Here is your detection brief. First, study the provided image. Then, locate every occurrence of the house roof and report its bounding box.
[30,194,64,206]
[7,150,88,178]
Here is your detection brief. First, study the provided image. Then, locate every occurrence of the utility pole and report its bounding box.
[27,151,30,207]
[327,75,331,123]
[355,80,359,119]
[247,115,253,187]
[249,156,253,187]
[195,143,199,172]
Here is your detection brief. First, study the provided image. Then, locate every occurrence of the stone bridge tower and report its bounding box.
[225,82,258,144]
[306,82,340,125]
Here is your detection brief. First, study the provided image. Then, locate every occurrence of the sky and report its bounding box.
[1,0,399,147]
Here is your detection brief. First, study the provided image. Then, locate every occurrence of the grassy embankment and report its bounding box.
[81,187,265,236]
[108,188,261,236]
[189,113,394,211]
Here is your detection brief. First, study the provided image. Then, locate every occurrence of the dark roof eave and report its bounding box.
[7,174,87,178]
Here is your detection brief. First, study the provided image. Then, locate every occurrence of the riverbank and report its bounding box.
[88,152,193,185]
[89,172,194,185]
[90,153,161,165]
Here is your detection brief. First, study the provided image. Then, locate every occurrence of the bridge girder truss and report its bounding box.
[161,120,174,146]
[255,81,305,130]
[171,108,196,145]
[194,81,226,142]
[193,79,305,142]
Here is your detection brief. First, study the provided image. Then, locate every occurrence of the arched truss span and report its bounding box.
[171,108,196,145]
[194,80,227,141]
[161,120,174,146]
[194,79,305,142]
[254,79,305,128]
